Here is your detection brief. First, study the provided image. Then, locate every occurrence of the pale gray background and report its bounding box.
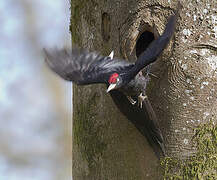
[0,0,72,179]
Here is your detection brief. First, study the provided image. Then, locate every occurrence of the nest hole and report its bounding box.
[136,31,155,58]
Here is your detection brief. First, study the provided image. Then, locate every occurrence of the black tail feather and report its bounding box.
[109,90,165,158]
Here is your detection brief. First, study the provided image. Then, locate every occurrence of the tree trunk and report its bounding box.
[70,0,217,179]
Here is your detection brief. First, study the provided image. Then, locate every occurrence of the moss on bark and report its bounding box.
[70,0,217,179]
[161,123,217,179]
[70,0,98,45]
[73,90,107,169]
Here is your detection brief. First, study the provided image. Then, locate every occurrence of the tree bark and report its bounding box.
[70,0,217,179]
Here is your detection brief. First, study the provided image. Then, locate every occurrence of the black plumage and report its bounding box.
[44,13,177,99]
[109,90,165,157]
[44,8,179,157]
[44,48,133,85]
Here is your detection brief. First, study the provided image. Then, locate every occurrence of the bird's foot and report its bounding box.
[138,93,147,108]
[127,96,137,105]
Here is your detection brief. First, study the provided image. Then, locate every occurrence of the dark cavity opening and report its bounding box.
[101,12,111,42]
[136,31,155,58]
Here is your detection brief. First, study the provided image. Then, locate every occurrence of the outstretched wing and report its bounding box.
[134,12,178,73]
[44,48,133,85]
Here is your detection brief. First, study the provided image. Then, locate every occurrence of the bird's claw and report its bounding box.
[138,93,147,108]
[127,96,137,105]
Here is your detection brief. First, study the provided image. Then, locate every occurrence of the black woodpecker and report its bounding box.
[44,4,180,157]
[44,13,177,106]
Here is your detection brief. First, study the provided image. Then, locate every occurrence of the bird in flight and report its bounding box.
[44,5,180,157]
[44,13,177,107]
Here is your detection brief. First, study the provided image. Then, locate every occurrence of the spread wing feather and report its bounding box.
[44,48,133,85]
[134,13,178,73]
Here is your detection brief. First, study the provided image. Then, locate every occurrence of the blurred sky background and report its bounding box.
[0,0,72,179]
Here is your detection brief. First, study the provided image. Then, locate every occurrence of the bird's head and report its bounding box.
[107,73,123,92]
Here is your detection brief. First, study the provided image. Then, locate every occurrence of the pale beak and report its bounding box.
[106,83,117,92]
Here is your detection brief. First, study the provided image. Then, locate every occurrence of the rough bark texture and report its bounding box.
[70,0,216,179]
[148,1,217,158]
